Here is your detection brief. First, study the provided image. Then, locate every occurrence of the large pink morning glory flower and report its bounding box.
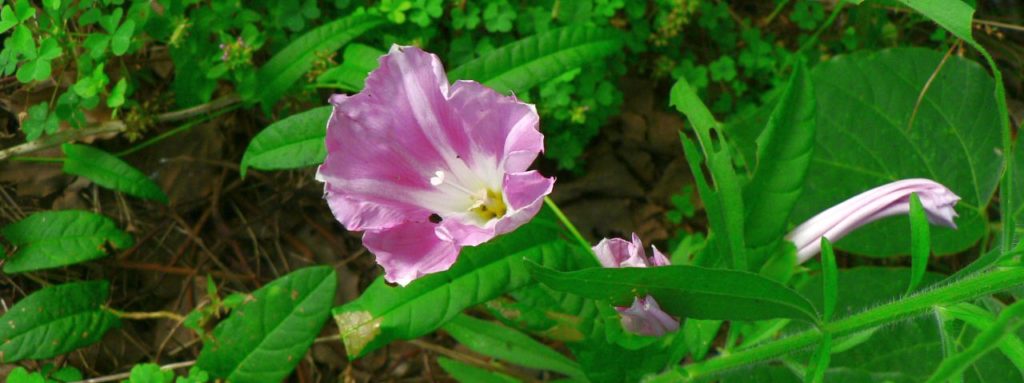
[316,46,554,286]
[594,234,680,337]
[787,178,960,263]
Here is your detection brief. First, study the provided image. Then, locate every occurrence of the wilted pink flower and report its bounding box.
[787,178,960,263]
[594,234,679,336]
[316,46,554,286]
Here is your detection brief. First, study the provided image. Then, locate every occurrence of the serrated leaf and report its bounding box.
[743,61,815,267]
[196,266,337,383]
[111,19,134,56]
[436,357,519,383]
[242,14,383,109]
[528,262,819,323]
[443,314,584,379]
[62,143,169,203]
[333,215,570,359]
[2,210,133,273]
[448,25,623,94]
[239,106,331,177]
[0,280,120,363]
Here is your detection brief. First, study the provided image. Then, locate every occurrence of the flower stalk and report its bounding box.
[681,266,1024,379]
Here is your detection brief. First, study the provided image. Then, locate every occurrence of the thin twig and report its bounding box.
[407,339,541,383]
[153,94,241,123]
[106,308,187,322]
[71,360,196,383]
[907,41,958,133]
[0,121,125,161]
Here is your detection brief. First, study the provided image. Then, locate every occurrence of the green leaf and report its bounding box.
[805,334,831,383]
[333,215,570,359]
[128,364,174,383]
[730,48,1000,256]
[316,43,384,92]
[22,102,57,141]
[111,19,135,56]
[16,58,50,83]
[14,0,34,22]
[794,268,1021,382]
[907,193,931,293]
[436,357,519,383]
[107,78,127,108]
[683,319,722,361]
[242,14,383,108]
[239,106,331,178]
[2,210,133,273]
[926,301,1024,383]
[0,6,17,35]
[7,368,45,383]
[37,37,61,60]
[72,63,109,98]
[82,33,110,59]
[62,143,169,203]
[672,76,747,270]
[98,8,122,33]
[891,0,975,45]
[448,25,623,94]
[196,266,337,383]
[527,262,819,323]
[820,238,837,323]
[442,314,584,379]
[0,280,120,363]
[940,303,1024,374]
[11,24,35,58]
[743,60,816,267]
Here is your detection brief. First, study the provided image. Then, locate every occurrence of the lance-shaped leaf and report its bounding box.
[62,144,169,203]
[743,60,815,268]
[2,210,133,273]
[240,14,383,108]
[196,266,337,383]
[239,106,331,178]
[527,262,819,323]
[448,25,623,94]
[332,216,571,359]
[0,280,120,363]
[443,314,585,380]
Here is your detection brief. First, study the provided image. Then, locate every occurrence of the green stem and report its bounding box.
[116,105,240,157]
[682,266,1024,379]
[543,196,590,251]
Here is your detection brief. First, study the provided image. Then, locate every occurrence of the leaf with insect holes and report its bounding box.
[0,280,120,363]
[2,210,133,273]
[62,144,169,203]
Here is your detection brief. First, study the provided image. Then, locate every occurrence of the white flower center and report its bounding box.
[429,170,507,223]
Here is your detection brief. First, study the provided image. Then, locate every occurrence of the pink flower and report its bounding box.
[316,46,554,286]
[787,178,960,263]
[594,234,680,336]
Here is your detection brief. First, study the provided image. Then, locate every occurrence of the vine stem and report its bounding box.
[543,196,591,251]
[681,266,1024,379]
[106,308,186,323]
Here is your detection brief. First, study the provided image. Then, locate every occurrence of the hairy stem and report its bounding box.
[682,266,1024,379]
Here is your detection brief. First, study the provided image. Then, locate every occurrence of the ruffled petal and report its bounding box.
[447,80,543,177]
[503,171,554,211]
[362,222,461,286]
[593,237,648,268]
[650,245,671,267]
[616,296,680,337]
